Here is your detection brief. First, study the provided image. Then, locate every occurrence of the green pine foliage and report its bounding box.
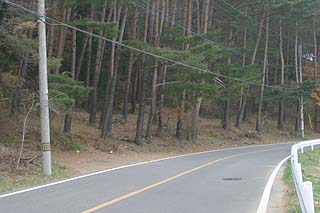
[48,74,91,112]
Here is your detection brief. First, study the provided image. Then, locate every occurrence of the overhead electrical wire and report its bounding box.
[0,0,302,91]
[130,0,318,71]
[218,0,318,47]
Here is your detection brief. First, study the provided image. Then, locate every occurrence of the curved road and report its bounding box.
[0,143,292,213]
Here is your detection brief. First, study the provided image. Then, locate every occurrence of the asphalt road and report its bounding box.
[0,143,292,213]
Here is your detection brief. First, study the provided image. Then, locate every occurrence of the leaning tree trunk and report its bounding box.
[256,9,269,132]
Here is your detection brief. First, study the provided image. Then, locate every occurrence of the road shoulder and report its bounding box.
[267,163,289,213]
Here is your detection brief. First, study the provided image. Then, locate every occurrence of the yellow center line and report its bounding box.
[81,148,284,213]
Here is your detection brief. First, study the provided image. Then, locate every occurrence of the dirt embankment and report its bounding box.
[1,108,319,192]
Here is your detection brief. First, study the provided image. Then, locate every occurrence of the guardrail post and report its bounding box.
[293,149,298,164]
[303,181,314,213]
[291,140,318,213]
[295,163,303,184]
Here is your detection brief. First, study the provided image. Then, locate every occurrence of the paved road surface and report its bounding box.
[0,143,292,213]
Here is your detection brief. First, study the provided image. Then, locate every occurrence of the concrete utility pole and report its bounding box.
[298,44,305,138]
[38,0,52,176]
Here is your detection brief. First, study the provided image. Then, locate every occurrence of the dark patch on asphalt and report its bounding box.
[222,178,242,181]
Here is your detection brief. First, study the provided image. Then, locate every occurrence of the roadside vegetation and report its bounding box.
[284,149,320,213]
[0,162,68,193]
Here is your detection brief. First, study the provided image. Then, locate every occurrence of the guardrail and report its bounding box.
[291,139,320,213]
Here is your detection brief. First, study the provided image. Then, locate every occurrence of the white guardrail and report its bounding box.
[291,139,320,213]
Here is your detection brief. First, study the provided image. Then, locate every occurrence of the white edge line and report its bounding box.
[0,142,292,199]
[257,156,290,213]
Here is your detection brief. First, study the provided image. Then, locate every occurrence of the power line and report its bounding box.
[130,0,318,72]
[130,0,284,69]
[1,0,299,91]
[218,0,317,47]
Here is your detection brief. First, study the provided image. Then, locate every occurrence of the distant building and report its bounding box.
[303,53,320,62]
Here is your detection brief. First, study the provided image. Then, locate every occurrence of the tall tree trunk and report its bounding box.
[123,8,139,122]
[84,5,96,86]
[256,8,269,132]
[298,44,304,138]
[135,1,151,145]
[63,112,72,133]
[223,30,233,130]
[145,0,161,143]
[171,0,177,26]
[208,0,215,29]
[102,4,128,138]
[85,34,93,87]
[202,0,210,34]
[76,36,89,80]
[131,64,140,113]
[191,97,202,144]
[196,0,201,33]
[277,17,285,129]
[223,98,231,130]
[158,64,167,132]
[11,57,27,117]
[295,21,299,132]
[71,29,77,79]
[88,0,108,125]
[47,1,56,59]
[135,61,147,146]
[313,16,318,128]
[237,9,262,128]
[145,60,159,143]
[235,8,247,129]
[251,14,265,64]
[176,89,186,140]
[55,8,71,74]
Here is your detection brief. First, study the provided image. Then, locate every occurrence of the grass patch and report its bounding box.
[284,149,320,213]
[299,149,320,212]
[51,129,88,152]
[283,161,301,213]
[0,162,69,193]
